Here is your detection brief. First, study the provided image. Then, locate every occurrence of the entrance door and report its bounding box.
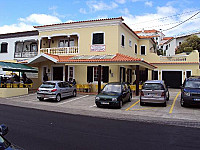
[162,71,182,88]
[53,67,63,81]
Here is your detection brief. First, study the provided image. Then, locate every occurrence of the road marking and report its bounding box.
[57,95,89,105]
[125,100,140,111]
[128,104,171,111]
[169,91,181,114]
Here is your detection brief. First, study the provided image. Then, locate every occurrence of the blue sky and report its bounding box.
[0,0,200,36]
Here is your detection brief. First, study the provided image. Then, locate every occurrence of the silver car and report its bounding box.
[140,80,169,107]
[37,81,77,102]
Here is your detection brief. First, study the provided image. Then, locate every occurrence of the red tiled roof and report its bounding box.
[139,35,159,39]
[44,53,156,68]
[134,29,159,34]
[34,17,124,28]
[163,37,173,40]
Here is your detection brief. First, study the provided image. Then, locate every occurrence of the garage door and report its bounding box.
[162,71,182,88]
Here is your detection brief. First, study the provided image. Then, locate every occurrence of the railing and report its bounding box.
[40,47,79,55]
[160,55,187,62]
[14,52,38,58]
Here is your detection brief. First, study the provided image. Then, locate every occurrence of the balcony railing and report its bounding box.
[40,47,79,55]
[160,55,187,62]
[14,52,38,58]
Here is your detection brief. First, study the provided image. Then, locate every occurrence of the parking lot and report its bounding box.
[1,88,200,127]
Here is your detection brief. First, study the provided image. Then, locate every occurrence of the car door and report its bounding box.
[57,82,66,98]
[122,84,129,102]
[63,82,73,96]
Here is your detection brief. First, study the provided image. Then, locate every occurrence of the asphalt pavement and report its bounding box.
[1,104,200,150]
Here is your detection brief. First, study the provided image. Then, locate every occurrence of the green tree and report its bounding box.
[177,35,200,54]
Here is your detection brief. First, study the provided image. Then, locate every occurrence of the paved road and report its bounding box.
[0,89,200,128]
[1,104,200,150]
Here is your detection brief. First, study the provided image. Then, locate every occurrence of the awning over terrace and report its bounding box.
[0,62,38,73]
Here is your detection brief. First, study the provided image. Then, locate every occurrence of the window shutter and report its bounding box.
[102,66,109,83]
[93,33,104,44]
[87,66,93,83]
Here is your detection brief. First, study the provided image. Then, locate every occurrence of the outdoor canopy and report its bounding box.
[0,62,38,73]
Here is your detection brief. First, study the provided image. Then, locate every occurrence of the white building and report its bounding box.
[163,32,200,56]
[0,30,39,62]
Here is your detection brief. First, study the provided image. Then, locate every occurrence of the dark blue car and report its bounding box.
[181,76,200,107]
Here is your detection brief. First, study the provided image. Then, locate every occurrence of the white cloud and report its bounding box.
[122,5,200,37]
[79,8,87,14]
[86,1,118,12]
[0,23,34,34]
[115,0,126,4]
[19,14,62,25]
[145,1,153,7]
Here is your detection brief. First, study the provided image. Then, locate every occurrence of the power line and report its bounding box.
[132,16,200,30]
[162,11,200,32]
[131,9,200,25]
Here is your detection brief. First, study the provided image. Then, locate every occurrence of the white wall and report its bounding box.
[0,35,39,61]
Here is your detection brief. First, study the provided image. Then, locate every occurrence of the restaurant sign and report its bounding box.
[91,45,106,52]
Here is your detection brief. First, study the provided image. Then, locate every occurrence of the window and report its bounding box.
[92,33,104,45]
[129,39,132,47]
[135,44,137,54]
[141,45,146,55]
[152,70,158,80]
[121,34,125,47]
[179,42,182,46]
[0,43,8,53]
[31,43,38,52]
[186,71,191,78]
[68,66,74,80]
[87,66,109,83]
[16,42,23,52]
[59,39,74,47]
[166,45,168,50]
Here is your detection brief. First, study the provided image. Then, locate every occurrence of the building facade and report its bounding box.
[0,30,39,62]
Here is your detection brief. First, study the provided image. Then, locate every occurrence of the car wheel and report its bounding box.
[128,95,131,102]
[38,98,44,101]
[140,101,145,106]
[118,100,123,109]
[180,98,187,107]
[96,104,101,108]
[162,101,167,107]
[167,92,169,101]
[56,94,61,102]
[73,90,77,97]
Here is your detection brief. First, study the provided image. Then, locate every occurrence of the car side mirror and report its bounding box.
[0,124,8,136]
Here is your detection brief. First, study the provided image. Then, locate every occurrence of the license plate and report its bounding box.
[101,102,109,105]
[193,99,200,101]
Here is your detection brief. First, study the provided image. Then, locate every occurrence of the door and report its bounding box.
[53,67,63,81]
[63,82,73,96]
[162,71,182,88]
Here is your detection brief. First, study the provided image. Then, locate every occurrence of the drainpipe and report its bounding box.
[98,65,102,94]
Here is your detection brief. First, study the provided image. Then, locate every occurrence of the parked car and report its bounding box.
[140,80,169,107]
[0,124,21,150]
[180,76,200,107]
[37,81,77,102]
[95,82,131,108]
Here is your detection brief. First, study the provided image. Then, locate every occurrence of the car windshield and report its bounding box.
[0,135,10,149]
[102,84,121,93]
[185,80,200,88]
[143,83,164,90]
[40,82,55,88]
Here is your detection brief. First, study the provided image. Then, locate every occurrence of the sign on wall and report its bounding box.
[91,45,106,52]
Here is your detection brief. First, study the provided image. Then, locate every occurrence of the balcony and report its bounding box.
[40,47,79,55]
[14,52,38,58]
